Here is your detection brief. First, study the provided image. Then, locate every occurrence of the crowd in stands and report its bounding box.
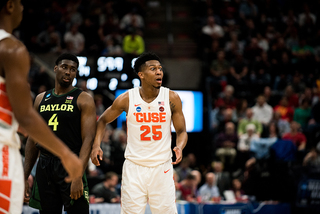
[190,0,320,209]
[19,0,320,212]
[20,0,146,96]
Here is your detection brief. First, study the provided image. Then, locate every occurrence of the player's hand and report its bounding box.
[24,179,30,203]
[90,145,103,166]
[70,177,83,200]
[61,152,83,183]
[172,146,183,165]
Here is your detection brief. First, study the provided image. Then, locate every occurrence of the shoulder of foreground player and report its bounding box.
[0,37,28,67]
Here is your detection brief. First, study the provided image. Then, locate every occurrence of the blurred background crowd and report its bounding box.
[16,0,320,213]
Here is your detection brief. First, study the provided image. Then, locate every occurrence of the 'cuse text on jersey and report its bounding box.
[133,112,166,123]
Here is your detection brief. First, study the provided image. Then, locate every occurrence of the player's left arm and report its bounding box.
[70,92,97,200]
[170,90,188,165]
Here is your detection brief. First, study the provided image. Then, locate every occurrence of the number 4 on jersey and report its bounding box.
[48,113,59,131]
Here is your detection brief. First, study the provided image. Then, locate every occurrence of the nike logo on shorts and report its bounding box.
[164,169,170,173]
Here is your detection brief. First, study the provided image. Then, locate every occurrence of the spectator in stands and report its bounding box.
[305,99,320,148]
[298,3,316,28]
[97,125,113,174]
[235,99,248,121]
[244,38,263,63]
[79,18,100,55]
[119,8,144,34]
[273,96,294,122]
[111,129,127,175]
[207,51,230,96]
[64,24,85,55]
[228,52,249,93]
[238,108,263,136]
[175,157,192,182]
[251,51,271,94]
[198,172,220,202]
[122,27,145,57]
[202,16,224,40]
[173,170,182,200]
[239,0,258,20]
[238,124,260,152]
[212,161,231,196]
[256,33,269,52]
[210,104,226,133]
[284,85,299,108]
[191,170,202,193]
[187,153,198,170]
[215,122,238,167]
[215,85,238,109]
[252,95,273,127]
[262,86,279,107]
[216,108,238,134]
[31,66,53,96]
[249,123,278,164]
[36,24,61,53]
[272,111,291,137]
[294,98,311,129]
[303,141,320,167]
[291,38,314,71]
[101,36,123,56]
[224,32,245,55]
[178,173,197,202]
[231,178,247,202]
[273,52,294,91]
[94,94,106,117]
[282,121,307,151]
[91,172,120,203]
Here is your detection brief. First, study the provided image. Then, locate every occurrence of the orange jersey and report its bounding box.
[0,30,20,149]
[126,86,172,167]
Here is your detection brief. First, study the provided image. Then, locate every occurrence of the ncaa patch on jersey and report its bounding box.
[136,106,141,112]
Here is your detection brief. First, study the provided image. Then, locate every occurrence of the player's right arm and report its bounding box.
[91,92,129,166]
[0,38,83,182]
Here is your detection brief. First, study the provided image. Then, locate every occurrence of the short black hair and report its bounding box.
[133,52,161,74]
[0,0,9,11]
[55,53,79,68]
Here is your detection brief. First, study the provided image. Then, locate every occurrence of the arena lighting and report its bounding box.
[109,78,118,91]
[87,78,98,90]
[131,57,137,68]
[77,56,90,77]
[121,73,128,81]
[97,56,124,72]
[72,78,77,87]
[132,78,140,87]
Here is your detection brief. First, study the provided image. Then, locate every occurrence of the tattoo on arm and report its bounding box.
[170,100,175,112]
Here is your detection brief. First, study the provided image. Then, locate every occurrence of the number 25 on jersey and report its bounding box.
[140,125,162,141]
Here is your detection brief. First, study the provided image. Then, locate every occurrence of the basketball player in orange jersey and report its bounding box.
[0,1,83,213]
[91,52,188,213]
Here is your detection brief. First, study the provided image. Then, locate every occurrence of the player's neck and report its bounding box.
[139,86,160,103]
[54,85,75,95]
[0,21,13,34]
